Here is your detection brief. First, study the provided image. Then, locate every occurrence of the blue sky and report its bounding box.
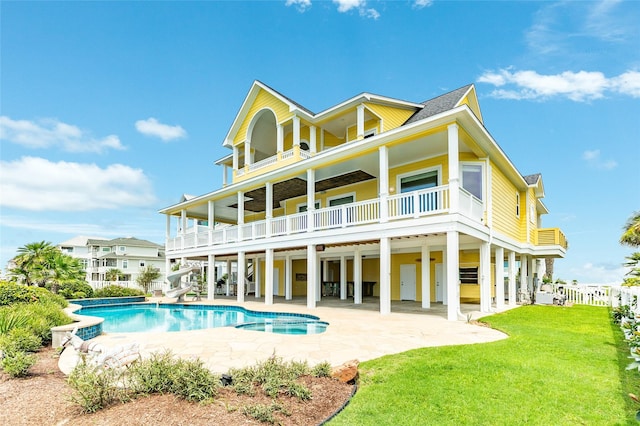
[1,0,638,284]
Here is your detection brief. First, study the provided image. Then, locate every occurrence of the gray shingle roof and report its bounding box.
[86,237,163,248]
[403,84,473,126]
[523,173,541,185]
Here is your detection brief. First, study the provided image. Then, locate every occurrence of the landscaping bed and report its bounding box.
[0,346,354,426]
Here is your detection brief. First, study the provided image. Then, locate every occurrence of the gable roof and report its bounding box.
[403,84,474,126]
[86,237,163,249]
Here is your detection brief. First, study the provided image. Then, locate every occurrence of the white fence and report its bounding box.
[89,280,165,292]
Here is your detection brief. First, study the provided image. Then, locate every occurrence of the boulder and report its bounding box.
[331,359,359,383]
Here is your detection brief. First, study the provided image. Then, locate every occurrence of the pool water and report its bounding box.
[78,303,328,335]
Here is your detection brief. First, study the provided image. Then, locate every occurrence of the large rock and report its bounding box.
[331,359,359,383]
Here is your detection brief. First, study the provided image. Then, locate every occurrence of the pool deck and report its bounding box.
[59,297,516,375]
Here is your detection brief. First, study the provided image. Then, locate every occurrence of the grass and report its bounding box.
[330,305,640,425]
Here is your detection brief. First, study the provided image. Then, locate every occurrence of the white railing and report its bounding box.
[88,280,164,292]
[167,186,463,252]
[459,187,483,222]
[559,284,612,306]
[248,155,278,172]
[300,150,312,160]
[281,149,295,160]
[618,286,640,315]
[387,186,448,219]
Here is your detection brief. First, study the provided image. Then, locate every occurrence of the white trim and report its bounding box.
[515,192,520,218]
[396,165,442,194]
[460,161,485,202]
[327,192,356,207]
[297,200,321,212]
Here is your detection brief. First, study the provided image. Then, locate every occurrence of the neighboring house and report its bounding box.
[58,236,167,288]
[159,81,567,320]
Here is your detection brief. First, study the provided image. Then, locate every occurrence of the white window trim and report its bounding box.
[327,192,356,207]
[297,200,321,213]
[460,161,485,203]
[515,192,520,218]
[122,260,128,269]
[396,165,442,194]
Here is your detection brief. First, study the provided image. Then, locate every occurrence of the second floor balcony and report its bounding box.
[167,185,487,252]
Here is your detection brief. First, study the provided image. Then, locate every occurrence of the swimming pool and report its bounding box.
[78,303,328,335]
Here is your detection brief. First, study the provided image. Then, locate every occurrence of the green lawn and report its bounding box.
[330,305,640,425]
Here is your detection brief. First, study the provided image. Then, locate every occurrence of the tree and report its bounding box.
[10,241,58,286]
[621,211,640,247]
[47,254,85,294]
[624,253,640,278]
[136,265,161,294]
[105,268,124,283]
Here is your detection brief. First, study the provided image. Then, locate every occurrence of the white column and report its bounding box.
[448,123,460,213]
[528,256,536,293]
[254,258,261,298]
[421,243,431,309]
[165,214,171,241]
[232,146,238,170]
[208,201,215,245]
[479,241,491,313]
[293,115,300,147]
[307,244,317,308]
[379,146,389,223]
[446,231,460,321]
[265,181,273,237]
[354,247,362,304]
[508,251,517,306]
[316,252,322,302]
[285,255,292,300]
[237,191,244,240]
[276,124,283,154]
[356,104,365,139]
[222,165,228,186]
[306,168,315,232]
[226,259,232,296]
[340,255,347,300]
[495,246,505,310]
[207,254,215,300]
[265,249,274,305]
[380,237,391,315]
[180,210,187,250]
[309,125,317,154]
[520,254,528,300]
[244,140,251,167]
[237,252,245,303]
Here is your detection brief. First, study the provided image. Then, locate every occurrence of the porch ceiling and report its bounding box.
[229,170,376,212]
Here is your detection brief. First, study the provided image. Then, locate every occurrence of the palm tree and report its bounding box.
[10,241,58,286]
[105,268,123,283]
[47,253,85,294]
[621,211,640,247]
[624,253,640,278]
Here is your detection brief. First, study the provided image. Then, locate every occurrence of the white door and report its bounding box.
[435,263,444,302]
[273,267,280,296]
[400,264,416,301]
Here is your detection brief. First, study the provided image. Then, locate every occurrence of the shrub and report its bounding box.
[0,282,67,307]
[0,328,42,353]
[0,308,29,334]
[47,281,94,299]
[68,360,129,413]
[242,402,290,424]
[170,357,219,402]
[93,285,144,298]
[1,350,36,377]
[128,350,176,395]
[311,361,332,378]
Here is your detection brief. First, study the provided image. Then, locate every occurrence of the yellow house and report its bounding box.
[159,81,567,320]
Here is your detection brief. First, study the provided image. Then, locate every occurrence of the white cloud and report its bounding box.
[526,0,638,55]
[0,116,125,153]
[135,117,187,142]
[581,149,617,170]
[0,156,156,211]
[564,261,627,285]
[333,0,364,13]
[332,0,379,19]
[413,0,433,9]
[477,69,640,102]
[285,0,311,12]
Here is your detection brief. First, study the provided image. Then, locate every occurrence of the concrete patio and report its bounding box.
[59,297,516,375]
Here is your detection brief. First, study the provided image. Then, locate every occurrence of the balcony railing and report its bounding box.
[536,228,568,249]
[168,186,476,252]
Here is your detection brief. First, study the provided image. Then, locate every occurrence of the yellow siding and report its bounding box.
[365,103,415,132]
[322,130,343,148]
[346,118,379,141]
[282,179,378,215]
[528,188,537,242]
[389,155,448,188]
[233,89,293,145]
[491,163,522,241]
